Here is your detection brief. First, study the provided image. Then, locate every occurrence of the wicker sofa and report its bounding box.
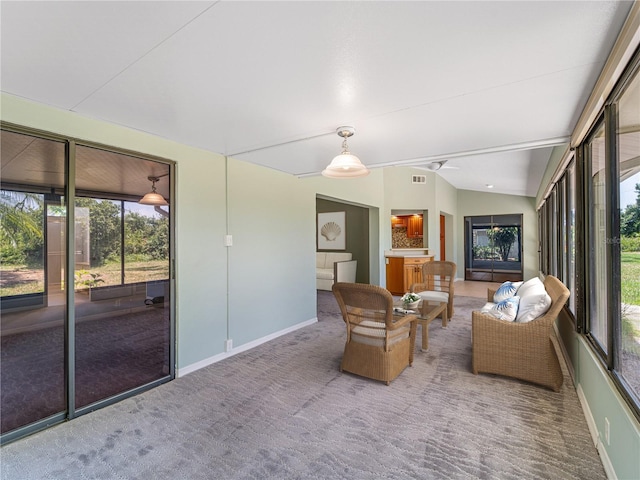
[471,275,570,392]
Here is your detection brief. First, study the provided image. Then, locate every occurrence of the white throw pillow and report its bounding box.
[484,297,520,322]
[493,281,523,303]
[515,277,552,323]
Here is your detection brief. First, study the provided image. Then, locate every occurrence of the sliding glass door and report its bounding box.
[464,214,523,282]
[1,128,174,443]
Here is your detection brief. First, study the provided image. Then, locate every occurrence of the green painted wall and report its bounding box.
[301,171,386,285]
[0,93,317,372]
[456,189,538,281]
[227,158,316,346]
[316,198,370,284]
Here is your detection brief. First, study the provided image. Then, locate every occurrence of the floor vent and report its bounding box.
[412,175,426,184]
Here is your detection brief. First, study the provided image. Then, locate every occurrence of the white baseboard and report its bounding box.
[178,317,318,377]
[576,384,617,480]
[576,383,600,447]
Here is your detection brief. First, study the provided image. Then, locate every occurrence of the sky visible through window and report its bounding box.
[621,172,640,208]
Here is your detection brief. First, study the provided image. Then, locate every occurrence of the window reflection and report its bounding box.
[617,67,640,401]
[0,131,67,435]
[588,124,608,354]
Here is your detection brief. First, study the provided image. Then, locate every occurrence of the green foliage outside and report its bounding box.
[0,191,44,267]
[621,183,640,237]
[76,198,122,267]
[74,270,105,289]
[621,252,640,305]
[621,183,640,354]
[491,227,518,262]
[621,252,640,355]
[621,235,640,252]
[1,192,169,296]
[472,245,501,260]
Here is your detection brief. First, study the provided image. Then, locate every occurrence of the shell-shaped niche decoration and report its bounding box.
[321,221,341,241]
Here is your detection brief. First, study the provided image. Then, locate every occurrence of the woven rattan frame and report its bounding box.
[332,282,417,385]
[471,275,570,392]
[410,261,457,317]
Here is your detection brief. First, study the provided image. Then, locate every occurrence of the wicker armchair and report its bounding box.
[471,275,570,392]
[332,282,417,385]
[410,261,457,318]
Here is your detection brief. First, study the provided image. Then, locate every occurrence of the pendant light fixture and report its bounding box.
[322,126,369,178]
[139,176,169,206]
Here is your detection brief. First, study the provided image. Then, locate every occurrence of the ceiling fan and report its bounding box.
[413,160,459,172]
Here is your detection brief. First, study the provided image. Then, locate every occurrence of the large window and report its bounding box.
[538,47,640,418]
[616,61,640,405]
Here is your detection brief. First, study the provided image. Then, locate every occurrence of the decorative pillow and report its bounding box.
[515,277,552,323]
[485,296,520,322]
[493,281,523,303]
[516,277,543,298]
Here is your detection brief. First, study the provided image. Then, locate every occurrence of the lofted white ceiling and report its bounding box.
[0,1,634,197]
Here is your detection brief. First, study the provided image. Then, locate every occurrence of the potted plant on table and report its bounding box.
[401,292,421,310]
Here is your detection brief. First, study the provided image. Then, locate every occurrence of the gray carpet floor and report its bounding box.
[0,293,605,479]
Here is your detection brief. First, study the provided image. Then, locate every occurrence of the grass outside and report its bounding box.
[0,260,168,297]
[621,252,640,357]
[621,251,640,305]
[0,265,44,296]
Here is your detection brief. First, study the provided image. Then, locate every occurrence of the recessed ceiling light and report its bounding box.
[486,184,494,189]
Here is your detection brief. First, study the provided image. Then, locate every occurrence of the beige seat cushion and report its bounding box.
[351,320,410,347]
[416,290,449,304]
[316,268,334,280]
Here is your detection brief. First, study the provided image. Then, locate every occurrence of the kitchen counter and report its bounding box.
[384,249,431,257]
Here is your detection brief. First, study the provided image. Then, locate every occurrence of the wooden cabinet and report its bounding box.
[385,257,405,294]
[391,216,407,228]
[391,215,423,238]
[385,255,433,295]
[403,257,424,291]
[407,215,423,238]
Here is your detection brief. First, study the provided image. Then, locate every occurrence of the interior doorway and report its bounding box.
[316,196,372,284]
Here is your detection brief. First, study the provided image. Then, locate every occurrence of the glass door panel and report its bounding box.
[465,214,523,282]
[0,131,67,435]
[74,145,171,409]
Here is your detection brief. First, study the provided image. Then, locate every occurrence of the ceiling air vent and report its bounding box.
[412,175,426,184]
